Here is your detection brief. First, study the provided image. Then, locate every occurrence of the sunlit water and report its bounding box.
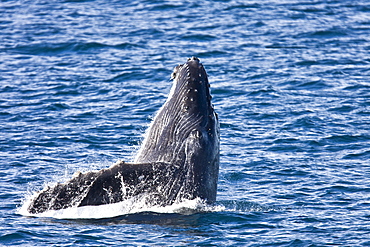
[1,0,370,246]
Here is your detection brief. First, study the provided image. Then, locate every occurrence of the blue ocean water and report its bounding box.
[1,0,370,245]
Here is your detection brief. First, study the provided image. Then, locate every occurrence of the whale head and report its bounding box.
[135,57,219,164]
[134,57,219,203]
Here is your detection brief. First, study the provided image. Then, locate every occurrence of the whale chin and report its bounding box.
[27,57,219,214]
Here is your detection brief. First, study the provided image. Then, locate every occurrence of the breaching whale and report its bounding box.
[27,57,219,214]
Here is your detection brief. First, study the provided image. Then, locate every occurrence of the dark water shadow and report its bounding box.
[34,211,208,228]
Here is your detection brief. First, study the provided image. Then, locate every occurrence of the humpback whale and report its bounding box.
[27,57,219,214]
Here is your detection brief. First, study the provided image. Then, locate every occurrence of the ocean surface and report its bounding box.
[1,0,370,246]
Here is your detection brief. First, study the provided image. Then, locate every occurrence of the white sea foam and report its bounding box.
[18,193,224,219]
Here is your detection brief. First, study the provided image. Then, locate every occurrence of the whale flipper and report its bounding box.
[28,162,179,214]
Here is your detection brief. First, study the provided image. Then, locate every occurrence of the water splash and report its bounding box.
[18,195,219,219]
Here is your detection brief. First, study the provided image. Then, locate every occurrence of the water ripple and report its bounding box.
[1,0,370,246]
